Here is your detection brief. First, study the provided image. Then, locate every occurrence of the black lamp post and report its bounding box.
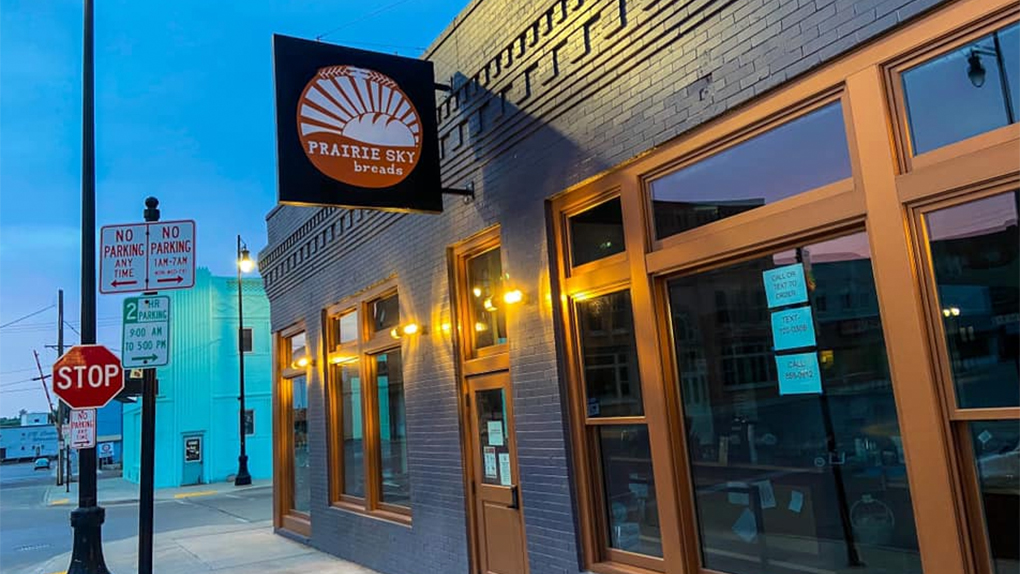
[235,235,254,486]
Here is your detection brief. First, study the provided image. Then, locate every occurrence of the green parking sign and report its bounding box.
[122,295,170,368]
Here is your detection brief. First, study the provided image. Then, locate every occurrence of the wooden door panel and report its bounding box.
[482,501,527,574]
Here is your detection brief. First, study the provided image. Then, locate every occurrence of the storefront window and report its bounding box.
[925,191,1019,408]
[339,364,364,498]
[902,23,1019,155]
[467,247,508,350]
[373,293,399,334]
[577,291,643,418]
[290,332,307,365]
[649,102,851,240]
[667,232,921,574]
[476,388,509,486]
[375,350,410,507]
[968,420,1020,574]
[598,425,662,557]
[292,375,310,514]
[570,198,626,266]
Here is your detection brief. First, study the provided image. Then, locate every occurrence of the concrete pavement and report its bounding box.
[26,520,380,574]
[43,475,273,507]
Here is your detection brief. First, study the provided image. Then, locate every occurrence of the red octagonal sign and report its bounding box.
[52,345,124,409]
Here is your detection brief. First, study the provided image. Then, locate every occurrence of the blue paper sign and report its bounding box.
[776,352,823,395]
[762,264,808,309]
[771,306,817,351]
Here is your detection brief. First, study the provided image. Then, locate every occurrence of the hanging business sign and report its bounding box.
[273,34,443,213]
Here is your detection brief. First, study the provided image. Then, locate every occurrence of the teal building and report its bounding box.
[122,268,272,488]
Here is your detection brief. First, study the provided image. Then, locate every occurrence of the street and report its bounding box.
[0,462,273,573]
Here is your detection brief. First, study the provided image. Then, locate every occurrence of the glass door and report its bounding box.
[915,190,1019,574]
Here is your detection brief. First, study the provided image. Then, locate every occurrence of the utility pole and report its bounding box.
[56,289,69,488]
[66,0,110,571]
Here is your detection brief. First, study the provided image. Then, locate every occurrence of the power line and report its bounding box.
[0,305,55,329]
[316,0,416,41]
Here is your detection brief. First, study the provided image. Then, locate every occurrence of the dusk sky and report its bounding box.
[0,0,466,417]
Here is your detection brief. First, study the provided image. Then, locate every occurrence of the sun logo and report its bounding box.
[297,65,422,188]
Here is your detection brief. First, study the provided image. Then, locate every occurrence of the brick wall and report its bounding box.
[259,0,946,572]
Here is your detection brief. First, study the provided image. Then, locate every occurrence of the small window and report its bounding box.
[467,247,508,350]
[241,328,253,354]
[290,332,307,363]
[902,22,1019,155]
[338,311,358,344]
[650,102,851,240]
[576,291,643,418]
[372,294,399,334]
[570,198,626,266]
[337,363,364,498]
[598,425,661,557]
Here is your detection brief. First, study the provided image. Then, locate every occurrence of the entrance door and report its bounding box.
[467,371,527,574]
[182,435,203,486]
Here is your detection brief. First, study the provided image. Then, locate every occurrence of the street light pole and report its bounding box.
[234,235,253,486]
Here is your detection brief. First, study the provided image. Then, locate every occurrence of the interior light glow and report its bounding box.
[503,289,523,304]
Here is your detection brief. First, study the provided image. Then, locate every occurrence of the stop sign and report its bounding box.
[52,345,124,409]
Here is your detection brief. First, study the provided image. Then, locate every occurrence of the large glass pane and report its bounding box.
[570,198,626,266]
[375,350,410,507]
[969,420,1020,574]
[339,364,364,497]
[650,103,851,239]
[668,232,921,574]
[476,388,511,486]
[925,191,1019,408]
[598,425,662,557]
[576,291,643,417]
[902,23,1019,155]
[291,375,310,513]
[373,293,399,334]
[467,247,508,349]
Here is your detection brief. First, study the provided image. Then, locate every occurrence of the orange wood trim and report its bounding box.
[584,416,648,426]
[463,352,511,377]
[950,408,1020,421]
[897,134,1020,204]
[847,65,969,574]
[562,260,630,298]
[281,513,311,538]
[604,549,666,572]
[620,178,682,573]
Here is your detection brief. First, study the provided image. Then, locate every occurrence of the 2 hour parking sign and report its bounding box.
[122,296,171,368]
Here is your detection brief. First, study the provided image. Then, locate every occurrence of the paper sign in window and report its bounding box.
[483,446,497,478]
[487,420,505,446]
[762,263,808,308]
[776,352,822,395]
[498,453,512,486]
[771,306,817,350]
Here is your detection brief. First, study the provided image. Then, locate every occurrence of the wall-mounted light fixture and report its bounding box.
[483,297,497,312]
[291,355,314,369]
[390,322,427,339]
[502,289,524,305]
[942,307,961,317]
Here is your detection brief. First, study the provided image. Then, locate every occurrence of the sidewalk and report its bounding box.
[26,520,381,574]
[44,475,272,507]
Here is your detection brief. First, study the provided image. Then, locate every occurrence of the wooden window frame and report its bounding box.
[323,280,412,525]
[274,323,311,538]
[549,2,1019,574]
[454,228,510,364]
[885,6,1019,173]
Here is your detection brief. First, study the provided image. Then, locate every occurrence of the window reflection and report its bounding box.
[339,364,364,497]
[577,291,644,417]
[598,425,662,557]
[570,198,626,266]
[926,191,1019,408]
[969,420,1020,574]
[668,232,921,574]
[902,23,1019,155]
[339,311,358,344]
[650,103,851,239]
[292,375,310,513]
[467,248,508,349]
[375,350,410,507]
[373,294,399,334]
[291,332,307,362]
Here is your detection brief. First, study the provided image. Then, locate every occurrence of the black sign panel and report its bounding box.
[184,437,202,463]
[273,34,443,213]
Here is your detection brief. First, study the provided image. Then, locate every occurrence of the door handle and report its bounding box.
[508,485,519,509]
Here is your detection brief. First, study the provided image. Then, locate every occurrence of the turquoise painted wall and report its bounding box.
[122,268,272,488]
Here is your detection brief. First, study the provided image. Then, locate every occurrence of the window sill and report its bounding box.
[587,559,664,574]
[329,501,412,528]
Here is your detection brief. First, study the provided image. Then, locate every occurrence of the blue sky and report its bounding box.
[0,0,466,417]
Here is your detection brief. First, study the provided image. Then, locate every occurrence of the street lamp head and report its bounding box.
[238,247,255,273]
[967,51,986,88]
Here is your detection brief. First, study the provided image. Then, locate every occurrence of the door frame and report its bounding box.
[273,322,312,538]
[448,225,528,574]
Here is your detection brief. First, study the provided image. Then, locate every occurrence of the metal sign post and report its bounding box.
[137,197,161,574]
